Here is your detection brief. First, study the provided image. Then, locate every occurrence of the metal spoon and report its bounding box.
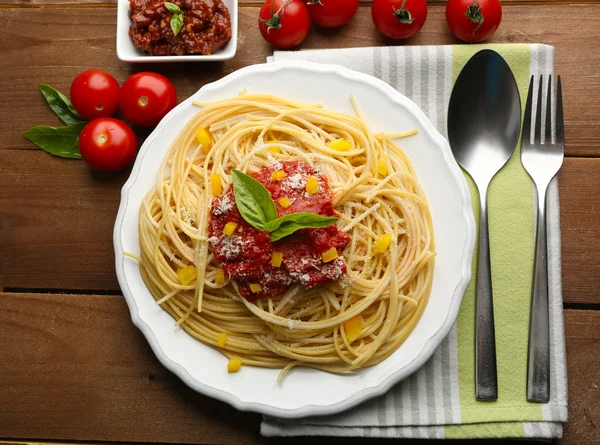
[448,49,522,401]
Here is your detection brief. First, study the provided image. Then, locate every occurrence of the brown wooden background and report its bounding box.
[0,0,599,444]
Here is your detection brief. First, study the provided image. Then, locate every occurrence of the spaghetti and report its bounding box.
[137,94,435,377]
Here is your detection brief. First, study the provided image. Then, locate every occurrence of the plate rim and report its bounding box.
[113,60,476,419]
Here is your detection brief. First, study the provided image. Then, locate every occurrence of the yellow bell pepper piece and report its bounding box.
[278,197,291,208]
[227,357,242,373]
[344,315,363,342]
[215,268,225,285]
[306,176,319,194]
[373,234,393,253]
[271,251,283,267]
[327,139,352,151]
[195,127,212,153]
[377,156,388,176]
[211,174,222,196]
[271,170,286,181]
[249,283,262,293]
[322,247,339,263]
[223,222,238,236]
[177,265,196,286]
[217,332,227,347]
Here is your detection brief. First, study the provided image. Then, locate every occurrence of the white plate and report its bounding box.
[116,0,237,62]
[114,61,475,418]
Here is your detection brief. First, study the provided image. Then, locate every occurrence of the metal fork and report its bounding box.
[521,75,564,403]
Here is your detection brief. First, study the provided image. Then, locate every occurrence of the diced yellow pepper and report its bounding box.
[215,268,225,285]
[278,197,291,208]
[266,140,281,154]
[271,251,283,267]
[373,234,393,253]
[217,332,227,347]
[223,222,238,236]
[271,170,286,181]
[227,357,242,373]
[327,139,352,151]
[195,127,212,153]
[344,315,363,342]
[177,265,196,286]
[322,247,339,263]
[377,156,388,176]
[249,283,262,293]
[211,174,222,196]
[306,176,319,194]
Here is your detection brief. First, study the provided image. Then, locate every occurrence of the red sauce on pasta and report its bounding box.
[209,162,350,300]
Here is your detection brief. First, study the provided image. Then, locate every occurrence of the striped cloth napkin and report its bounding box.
[262,44,568,440]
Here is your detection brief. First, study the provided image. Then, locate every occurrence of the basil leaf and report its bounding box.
[264,212,338,232]
[231,169,278,229]
[170,12,184,36]
[39,84,85,126]
[269,214,338,242]
[164,1,181,13]
[23,122,87,159]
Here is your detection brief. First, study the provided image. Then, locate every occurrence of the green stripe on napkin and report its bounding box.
[448,44,541,433]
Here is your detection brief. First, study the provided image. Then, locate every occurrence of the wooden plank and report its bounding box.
[2,140,600,305]
[0,5,599,156]
[558,158,600,304]
[0,150,123,290]
[562,309,600,445]
[0,292,598,445]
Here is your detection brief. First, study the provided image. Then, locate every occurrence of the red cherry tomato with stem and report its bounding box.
[258,0,311,49]
[446,0,502,43]
[119,72,177,127]
[79,118,138,172]
[372,0,427,40]
[70,70,120,120]
[306,0,359,28]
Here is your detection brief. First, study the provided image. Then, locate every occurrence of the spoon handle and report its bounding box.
[526,183,550,403]
[475,192,498,401]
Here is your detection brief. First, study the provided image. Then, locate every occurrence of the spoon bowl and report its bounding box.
[448,49,522,401]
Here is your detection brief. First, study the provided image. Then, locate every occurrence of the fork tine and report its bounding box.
[534,76,544,144]
[522,75,534,145]
[545,75,553,144]
[556,75,564,145]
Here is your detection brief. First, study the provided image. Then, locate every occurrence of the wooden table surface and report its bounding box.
[1,0,599,444]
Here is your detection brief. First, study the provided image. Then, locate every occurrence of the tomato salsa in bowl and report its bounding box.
[116,0,238,62]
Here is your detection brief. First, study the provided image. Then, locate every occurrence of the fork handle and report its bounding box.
[527,184,551,403]
[475,190,498,401]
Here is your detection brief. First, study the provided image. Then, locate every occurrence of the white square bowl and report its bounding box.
[116,0,238,63]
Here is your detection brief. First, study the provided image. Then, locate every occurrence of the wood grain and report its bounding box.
[0,5,599,156]
[2,142,600,305]
[0,292,598,445]
[559,158,600,305]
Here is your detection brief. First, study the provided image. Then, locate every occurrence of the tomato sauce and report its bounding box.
[129,0,232,56]
[208,162,350,300]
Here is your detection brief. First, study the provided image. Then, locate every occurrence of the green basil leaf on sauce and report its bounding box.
[23,121,87,159]
[231,169,278,229]
[170,13,184,36]
[164,1,181,13]
[264,212,338,233]
[38,84,85,126]
[269,214,338,242]
[164,2,184,36]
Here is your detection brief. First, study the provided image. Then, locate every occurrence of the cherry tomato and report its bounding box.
[70,70,120,120]
[446,0,502,43]
[258,0,311,49]
[119,72,177,127]
[372,0,427,40]
[79,118,138,172]
[306,0,359,28]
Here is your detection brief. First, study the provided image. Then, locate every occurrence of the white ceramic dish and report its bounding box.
[116,0,237,63]
[114,61,475,419]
